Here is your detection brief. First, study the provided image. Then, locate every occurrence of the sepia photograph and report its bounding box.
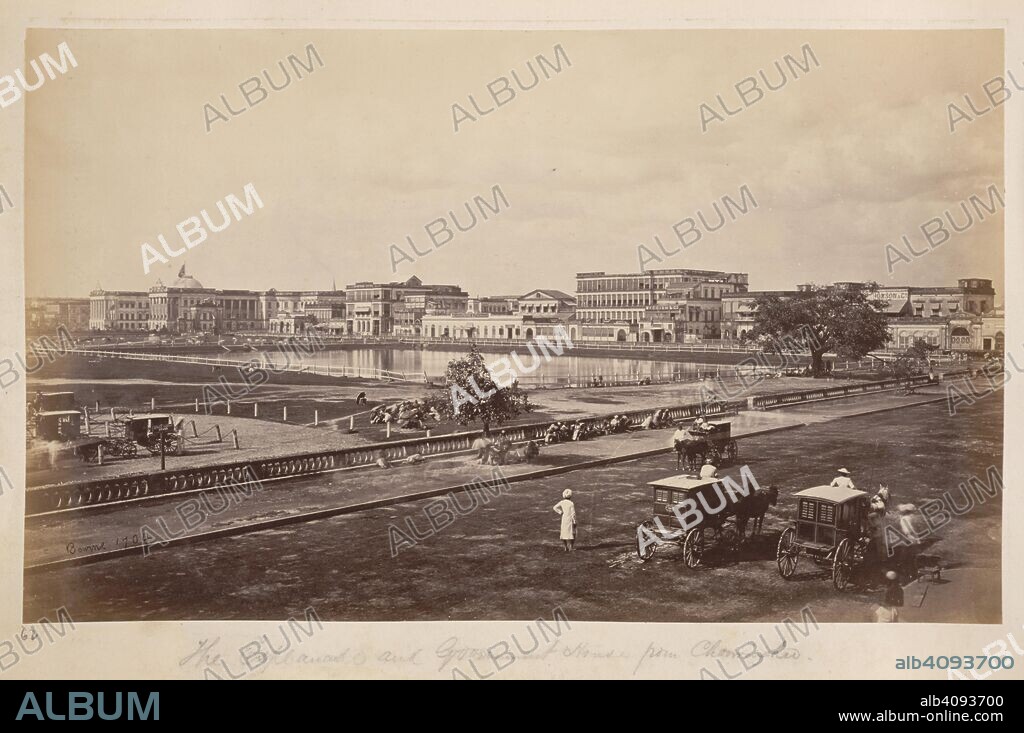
[1,0,1021,692]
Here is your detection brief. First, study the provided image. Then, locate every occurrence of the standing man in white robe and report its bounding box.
[553,489,577,552]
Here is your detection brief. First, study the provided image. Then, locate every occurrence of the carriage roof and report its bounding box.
[793,485,867,504]
[123,413,172,422]
[36,410,81,417]
[648,475,720,492]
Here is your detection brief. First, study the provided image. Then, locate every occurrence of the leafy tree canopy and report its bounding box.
[423,346,532,430]
[906,338,939,360]
[751,283,891,375]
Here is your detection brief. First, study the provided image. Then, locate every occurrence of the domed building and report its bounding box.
[172,272,205,290]
[147,265,218,333]
[90,264,347,336]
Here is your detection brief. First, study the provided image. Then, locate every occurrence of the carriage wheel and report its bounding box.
[718,524,741,553]
[777,528,799,578]
[727,440,738,460]
[682,528,705,568]
[636,520,658,562]
[123,441,138,457]
[832,539,852,590]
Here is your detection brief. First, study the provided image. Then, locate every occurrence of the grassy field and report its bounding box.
[23,390,1001,623]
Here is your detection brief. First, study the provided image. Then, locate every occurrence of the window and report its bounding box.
[655,489,669,503]
[799,500,816,521]
[817,503,835,524]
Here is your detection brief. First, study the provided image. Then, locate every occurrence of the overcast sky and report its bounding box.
[26,29,1003,300]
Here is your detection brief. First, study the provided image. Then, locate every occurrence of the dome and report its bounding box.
[173,275,204,289]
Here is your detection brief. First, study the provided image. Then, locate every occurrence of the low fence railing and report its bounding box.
[748,375,934,410]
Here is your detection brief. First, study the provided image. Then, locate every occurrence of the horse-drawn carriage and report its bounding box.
[674,420,738,470]
[776,485,872,590]
[636,475,741,566]
[120,414,178,455]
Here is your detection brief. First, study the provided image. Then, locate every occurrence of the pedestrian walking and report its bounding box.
[874,570,904,622]
[553,489,577,552]
[896,503,921,578]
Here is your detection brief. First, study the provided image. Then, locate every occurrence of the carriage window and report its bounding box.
[672,491,687,503]
[817,503,835,524]
[655,489,669,503]
[799,500,816,521]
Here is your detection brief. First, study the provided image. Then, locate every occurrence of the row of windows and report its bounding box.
[577,274,734,292]
[578,294,652,307]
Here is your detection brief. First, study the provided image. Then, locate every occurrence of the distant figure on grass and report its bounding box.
[895,503,921,577]
[46,440,62,470]
[471,431,494,465]
[553,489,577,552]
[830,467,855,490]
[875,570,903,622]
[356,391,367,406]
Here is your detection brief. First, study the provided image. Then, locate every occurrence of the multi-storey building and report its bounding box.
[721,289,800,341]
[639,279,744,342]
[147,271,218,332]
[467,295,519,315]
[421,289,576,342]
[517,289,576,317]
[89,290,151,331]
[345,275,468,336]
[575,269,748,326]
[88,268,346,335]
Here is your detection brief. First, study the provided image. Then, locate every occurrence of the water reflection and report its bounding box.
[201,347,759,383]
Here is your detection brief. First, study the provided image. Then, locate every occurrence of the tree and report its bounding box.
[906,337,938,360]
[423,346,532,431]
[751,283,891,376]
[881,355,922,380]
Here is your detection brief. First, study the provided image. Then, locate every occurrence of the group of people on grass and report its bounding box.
[543,415,631,444]
[368,399,443,430]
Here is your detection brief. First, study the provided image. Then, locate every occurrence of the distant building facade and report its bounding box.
[721,278,1000,353]
[27,298,90,332]
[88,268,345,335]
[575,269,748,327]
[346,275,468,336]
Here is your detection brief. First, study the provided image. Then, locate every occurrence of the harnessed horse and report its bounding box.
[734,485,780,538]
[674,430,707,470]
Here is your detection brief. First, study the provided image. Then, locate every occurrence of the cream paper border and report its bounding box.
[0,0,1020,680]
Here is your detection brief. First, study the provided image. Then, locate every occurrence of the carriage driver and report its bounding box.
[830,467,856,490]
[700,458,719,479]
